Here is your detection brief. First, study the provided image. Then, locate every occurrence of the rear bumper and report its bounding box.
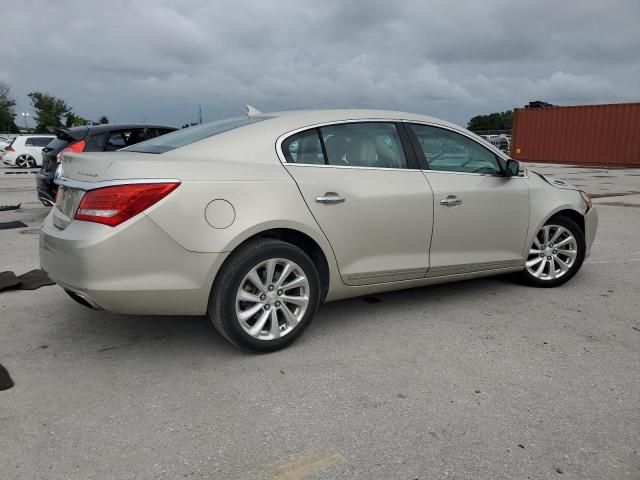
[584,206,598,258]
[39,212,227,315]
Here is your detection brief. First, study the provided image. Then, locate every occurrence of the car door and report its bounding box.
[406,123,530,276]
[282,121,434,286]
[25,137,39,159]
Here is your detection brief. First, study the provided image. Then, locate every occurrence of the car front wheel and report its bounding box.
[520,215,586,287]
[208,239,321,352]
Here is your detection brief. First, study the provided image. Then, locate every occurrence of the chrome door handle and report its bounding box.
[440,195,463,206]
[315,194,345,204]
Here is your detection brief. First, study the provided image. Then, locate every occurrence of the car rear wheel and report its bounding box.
[16,155,36,168]
[208,238,321,352]
[519,215,586,287]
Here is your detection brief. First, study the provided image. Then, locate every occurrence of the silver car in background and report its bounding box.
[40,109,597,351]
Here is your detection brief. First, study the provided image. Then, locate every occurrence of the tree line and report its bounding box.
[467,110,513,132]
[0,81,108,133]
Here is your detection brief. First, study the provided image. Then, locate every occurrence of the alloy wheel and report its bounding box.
[526,224,578,281]
[235,258,310,340]
[17,155,35,168]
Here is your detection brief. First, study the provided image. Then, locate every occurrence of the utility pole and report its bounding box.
[198,104,203,125]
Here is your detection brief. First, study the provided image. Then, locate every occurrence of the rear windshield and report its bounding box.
[45,138,70,152]
[123,116,270,154]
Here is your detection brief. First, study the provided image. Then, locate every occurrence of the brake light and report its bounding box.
[5,145,14,152]
[74,182,180,227]
[56,139,86,161]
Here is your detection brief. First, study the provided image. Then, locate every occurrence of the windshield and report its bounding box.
[123,116,270,154]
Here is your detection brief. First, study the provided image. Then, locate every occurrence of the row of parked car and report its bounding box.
[0,123,177,205]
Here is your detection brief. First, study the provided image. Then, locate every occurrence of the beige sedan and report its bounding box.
[40,109,598,351]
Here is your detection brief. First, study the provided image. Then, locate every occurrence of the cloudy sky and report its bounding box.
[2,0,639,127]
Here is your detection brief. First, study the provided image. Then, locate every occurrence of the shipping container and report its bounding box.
[511,102,640,166]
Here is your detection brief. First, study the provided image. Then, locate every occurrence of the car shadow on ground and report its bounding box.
[50,274,521,360]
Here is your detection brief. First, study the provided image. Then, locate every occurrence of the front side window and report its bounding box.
[319,122,408,169]
[410,124,502,175]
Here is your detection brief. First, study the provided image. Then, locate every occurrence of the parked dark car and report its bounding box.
[36,123,177,205]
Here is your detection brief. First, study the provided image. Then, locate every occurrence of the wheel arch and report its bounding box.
[217,224,335,302]
[523,205,585,259]
[549,208,585,234]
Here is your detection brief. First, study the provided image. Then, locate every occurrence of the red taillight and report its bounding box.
[56,139,86,161]
[5,145,14,152]
[74,182,180,227]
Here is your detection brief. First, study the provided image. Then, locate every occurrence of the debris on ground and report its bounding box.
[0,203,21,211]
[0,269,55,292]
[0,220,28,230]
[0,364,14,391]
[0,271,21,291]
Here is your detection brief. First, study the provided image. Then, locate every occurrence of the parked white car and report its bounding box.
[1,135,55,168]
[40,109,597,352]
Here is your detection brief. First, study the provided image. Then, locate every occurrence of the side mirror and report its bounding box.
[505,159,520,177]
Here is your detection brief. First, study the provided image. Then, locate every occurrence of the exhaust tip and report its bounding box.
[64,289,104,311]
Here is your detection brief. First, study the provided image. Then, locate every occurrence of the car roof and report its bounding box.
[248,109,464,134]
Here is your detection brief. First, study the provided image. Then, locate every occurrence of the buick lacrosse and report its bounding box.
[40,108,598,351]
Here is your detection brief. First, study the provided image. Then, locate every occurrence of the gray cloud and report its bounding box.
[1,0,638,127]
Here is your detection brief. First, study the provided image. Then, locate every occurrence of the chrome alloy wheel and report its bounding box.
[235,258,310,340]
[526,224,578,281]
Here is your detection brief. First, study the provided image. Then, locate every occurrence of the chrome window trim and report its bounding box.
[402,119,510,162]
[284,163,420,173]
[403,120,529,178]
[276,118,409,169]
[421,168,528,179]
[55,176,181,191]
[274,118,527,178]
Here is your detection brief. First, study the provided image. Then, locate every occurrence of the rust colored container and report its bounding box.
[511,102,640,166]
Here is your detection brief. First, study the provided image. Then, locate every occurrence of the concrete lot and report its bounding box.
[0,162,639,480]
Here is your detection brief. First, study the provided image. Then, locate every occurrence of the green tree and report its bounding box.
[0,81,19,134]
[98,115,109,124]
[27,91,72,132]
[65,112,89,127]
[467,110,513,132]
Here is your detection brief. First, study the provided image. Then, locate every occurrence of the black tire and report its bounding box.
[207,238,321,352]
[519,215,586,288]
[17,155,36,168]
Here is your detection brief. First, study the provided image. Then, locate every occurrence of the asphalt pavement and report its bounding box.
[0,162,639,479]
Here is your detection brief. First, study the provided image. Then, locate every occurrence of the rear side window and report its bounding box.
[105,131,126,151]
[123,116,270,154]
[26,137,53,147]
[282,129,324,165]
[319,122,408,169]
